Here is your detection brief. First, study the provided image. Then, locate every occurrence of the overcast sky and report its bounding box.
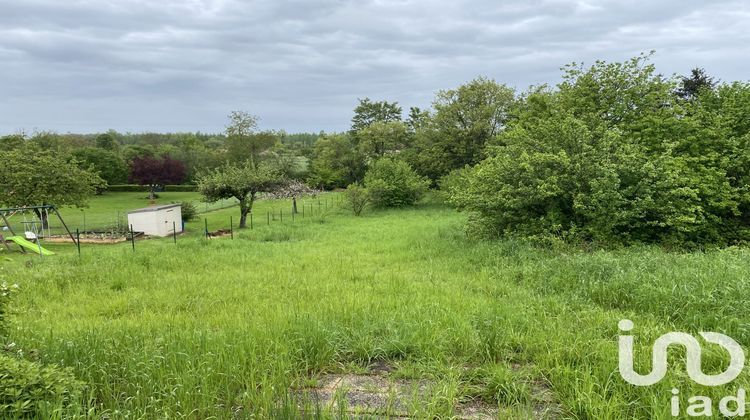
[1,0,748,135]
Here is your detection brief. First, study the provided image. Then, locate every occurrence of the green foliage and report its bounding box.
[350,98,402,134]
[95,132,119,151]
[226,132,279,165]
[344,183,369,216]
[0,134,25,150]
[1,280,82,417]
[450,54,750,247]
[198,162,283,203]
[0,282,19,339]
[357,121,410,160]
[364,158,429,207]
[179,201,198,222]
[197,161,285,227]
[401,128,453,183]
[437,167,470,203]
[406,106,430,132]
[0,146,105,208]
[267,148,309,180]
[401,77,515,182]
[676,67,717,100]
[308,134,364,189]
[71,147,128,185]
[224,111,278,166]
[430,77,515,173]
[0,354,84,417]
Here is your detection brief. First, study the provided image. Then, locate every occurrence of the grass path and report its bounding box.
[3,201,750,418]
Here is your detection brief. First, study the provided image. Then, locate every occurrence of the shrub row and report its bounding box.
[106,184,197,192]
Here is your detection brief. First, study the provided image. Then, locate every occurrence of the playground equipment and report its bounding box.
[0,205,77,256]
[5,235,54,255]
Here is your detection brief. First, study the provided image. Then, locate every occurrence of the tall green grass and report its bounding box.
[2,199,749,418]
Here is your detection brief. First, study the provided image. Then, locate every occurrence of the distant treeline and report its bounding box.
[3,52,749,247]
[0,130,324,187]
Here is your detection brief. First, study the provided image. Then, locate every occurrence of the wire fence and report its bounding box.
[25,198,240,236]
[1,194,344,242]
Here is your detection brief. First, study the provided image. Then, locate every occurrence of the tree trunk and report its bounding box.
[239,201,248,228]
[33,208,49,231]
[238,194,256,228]
[148,186,155,200]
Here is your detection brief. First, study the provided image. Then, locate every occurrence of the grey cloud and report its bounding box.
[0,0,748,134]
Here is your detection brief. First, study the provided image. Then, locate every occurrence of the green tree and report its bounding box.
[121,145,155,163]
[71,147,128,186]
[350,98,402,135]
[401,128,454,183]
[197,161,285,228]
[0,147,104,227]
[684,81,750,242]
[95,132,119,151]
[29,131,65,153]
[172,133,222,181]
[406,106,431,133]
[357,120,410,160]
[224,111,278,167]
[308,134,364,189]
[364,158,429,207]
[344,183,369,216]
[431,77,515,169]
[676,67,717,100]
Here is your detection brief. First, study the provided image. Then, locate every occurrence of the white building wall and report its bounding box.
[127,213,156,235]
[127,205,182,237]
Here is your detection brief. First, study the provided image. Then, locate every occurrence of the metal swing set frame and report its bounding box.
[0,205,78,253]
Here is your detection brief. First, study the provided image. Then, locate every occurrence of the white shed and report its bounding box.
[127,204,183,237]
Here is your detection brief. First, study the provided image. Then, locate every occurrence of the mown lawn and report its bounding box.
[2,196,750,418]
[53,191,215,233]
[2,191,332,237]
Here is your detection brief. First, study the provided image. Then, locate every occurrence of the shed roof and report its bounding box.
[127,204,181,215]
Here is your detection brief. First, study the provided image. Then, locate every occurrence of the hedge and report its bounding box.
[105,184,197,192]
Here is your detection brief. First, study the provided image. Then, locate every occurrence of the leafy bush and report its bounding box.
[0,354,84,417]
[437,167,470,203]
[179,201,198,222]
[0,282,18,339]
[344,184,369,216]
[364,158,430,208]
[449,55,750,247]
[1,281,84,417]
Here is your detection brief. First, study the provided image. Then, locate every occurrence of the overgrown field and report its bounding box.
[3,197,750,418]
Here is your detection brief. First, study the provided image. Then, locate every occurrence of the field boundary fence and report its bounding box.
[3,193,344,244]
